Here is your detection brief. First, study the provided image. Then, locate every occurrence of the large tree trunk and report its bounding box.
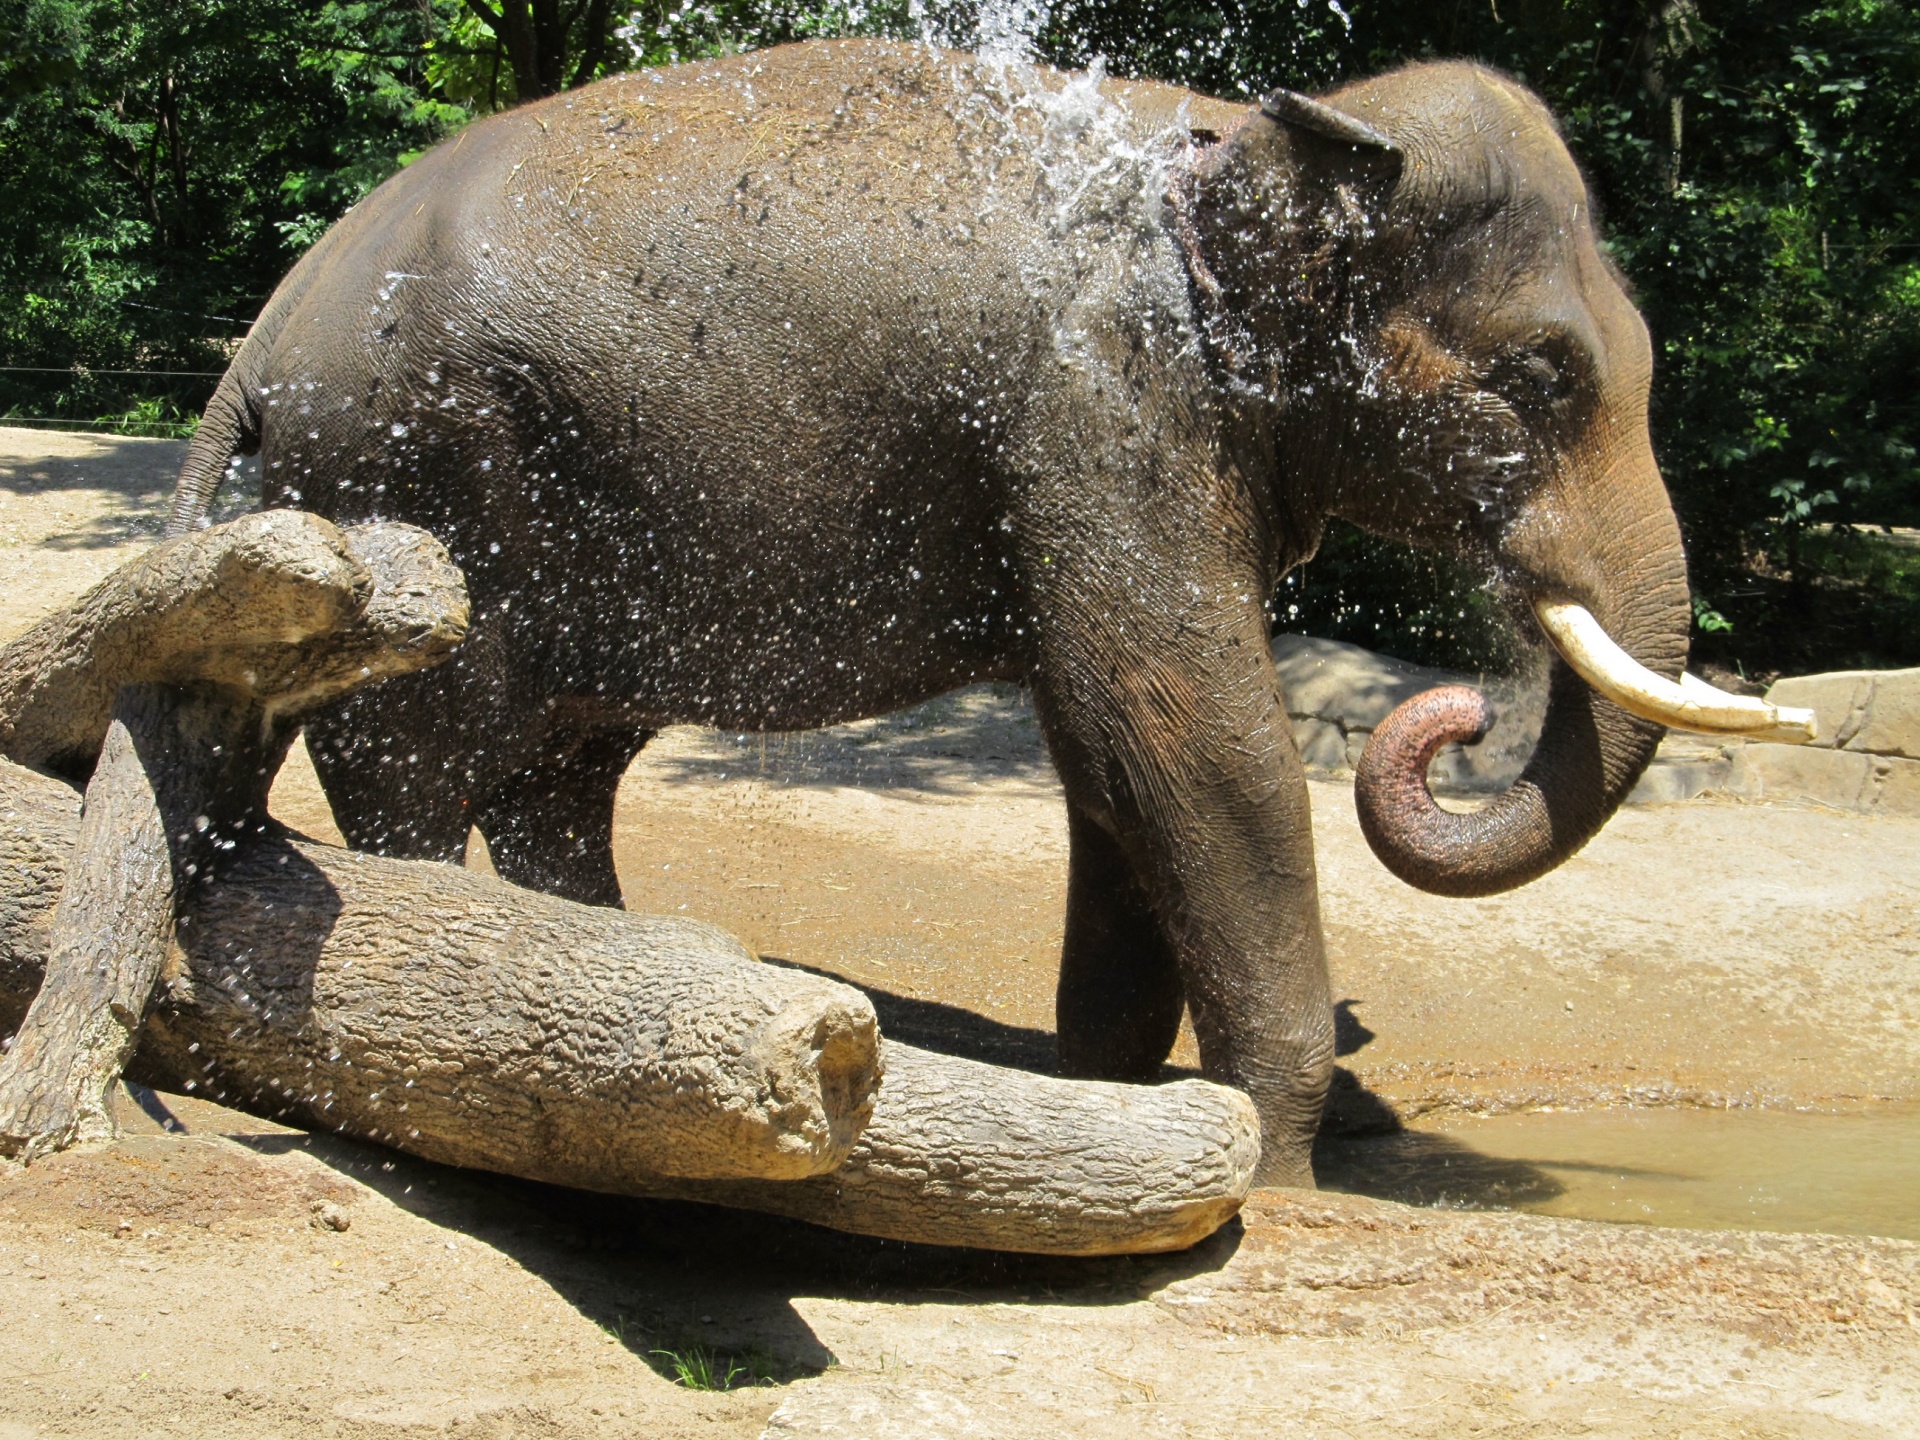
[0,507,1258,1252]
[0,757,879,1185]
[0,513,472,1158]
[0,757,1258,1254]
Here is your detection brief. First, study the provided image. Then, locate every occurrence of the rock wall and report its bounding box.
[1271,635,1544,794]
[1722,668,1920,815]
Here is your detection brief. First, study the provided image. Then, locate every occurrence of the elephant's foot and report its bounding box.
[1202,1047,1332,1190]
[1253,1131,1317,1189]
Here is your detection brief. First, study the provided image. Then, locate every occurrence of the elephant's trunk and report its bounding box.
[1348,454,1812,897]
[1353,647,1662,898]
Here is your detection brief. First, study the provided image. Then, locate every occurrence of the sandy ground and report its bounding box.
[3,426,1917,1437]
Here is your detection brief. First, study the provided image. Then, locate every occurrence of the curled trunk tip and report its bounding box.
[1354,684,1497,889]
[1353,654,1665,898]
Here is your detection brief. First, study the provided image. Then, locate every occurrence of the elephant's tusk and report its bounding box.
[1533,600,1817,744]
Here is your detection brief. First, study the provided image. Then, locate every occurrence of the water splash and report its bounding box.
[906,0,1049,63]
[976,0,1048,62]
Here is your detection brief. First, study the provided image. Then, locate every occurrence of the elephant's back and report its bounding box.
[251,40,1240,377]
[238,38,1229,566]
[518,38,1238,201]
[433,39,1240,264]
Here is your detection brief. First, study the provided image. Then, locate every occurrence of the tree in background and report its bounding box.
[458,0,620,98]
[0,1,467,432]
[1,0,1914,674]
[0,0,863,430]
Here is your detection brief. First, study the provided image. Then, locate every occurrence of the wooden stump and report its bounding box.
[0,512,467,1158]
[0,758,882,1184]
[0,687,273,1157]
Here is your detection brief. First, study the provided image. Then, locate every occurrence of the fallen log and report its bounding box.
[0,511,468,780]
[636,1042,1260,1255]
[0,513,470,1159]
[0,757,880,1184]
[0,757,1257,1253]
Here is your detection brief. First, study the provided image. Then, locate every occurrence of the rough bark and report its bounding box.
[0,511,468,781]
[0,758,1257,1252]
[0,687,275,1159]
[0,757,881,1184]
[0,512,469,1158]
[635,1042,1261,1255]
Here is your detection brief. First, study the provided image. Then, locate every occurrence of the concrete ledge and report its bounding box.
[1727,742,1920,815]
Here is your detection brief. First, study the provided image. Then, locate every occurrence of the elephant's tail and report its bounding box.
[163,339,268,538]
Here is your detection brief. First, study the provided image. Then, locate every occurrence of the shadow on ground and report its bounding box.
[115,969,1562,1392]
[763,953,1064,1074]
[1312,996,1570,1209]
[184,1096,1243,1390]
[0,436,260,551]
[644,685,1058,797]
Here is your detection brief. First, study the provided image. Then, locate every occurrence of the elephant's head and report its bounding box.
[1182,62,1811,896]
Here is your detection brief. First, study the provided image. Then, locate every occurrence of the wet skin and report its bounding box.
[169,41,1691,1184]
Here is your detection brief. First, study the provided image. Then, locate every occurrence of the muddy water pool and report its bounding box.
[1318,1103,1920,1240]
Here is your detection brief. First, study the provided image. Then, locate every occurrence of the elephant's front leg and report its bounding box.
[1034,600,1333,1188]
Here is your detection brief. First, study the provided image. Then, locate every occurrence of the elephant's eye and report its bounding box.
[1490,349,1570,408]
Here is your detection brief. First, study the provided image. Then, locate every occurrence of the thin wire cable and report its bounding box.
[0,366,224,377]
[0,416,196,431]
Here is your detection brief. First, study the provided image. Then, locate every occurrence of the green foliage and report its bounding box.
[1530,1,1920,674]
[2,0,1914,675]
[93,394,200,438]
[1275,523,1519,674]
[0,0,468,428]
[648,1341,783,1389]
[594,1311,791,1388]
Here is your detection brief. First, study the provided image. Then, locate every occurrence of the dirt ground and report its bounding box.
[3,425,1917,1437]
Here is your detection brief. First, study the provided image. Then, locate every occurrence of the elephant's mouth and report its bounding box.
[1529,600,1815,744]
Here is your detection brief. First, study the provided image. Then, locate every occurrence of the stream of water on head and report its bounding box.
[1316,1104,1920,1240]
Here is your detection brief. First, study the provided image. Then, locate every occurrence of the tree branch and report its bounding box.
[571,0,615,88]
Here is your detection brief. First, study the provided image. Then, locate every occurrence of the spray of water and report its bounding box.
[975,0,1048,62]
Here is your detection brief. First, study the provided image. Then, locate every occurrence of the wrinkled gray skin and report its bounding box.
[167,41,1687,1186]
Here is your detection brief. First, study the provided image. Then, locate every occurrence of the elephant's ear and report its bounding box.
[1184,88,1402,265]
[1260,91,1398,155]
[1177,88,1404,365]
[1189,88,1402,207]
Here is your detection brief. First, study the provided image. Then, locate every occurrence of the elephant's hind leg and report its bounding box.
[473,726,653,908]
[1056,799,1185,1080]
[305,672,475,865]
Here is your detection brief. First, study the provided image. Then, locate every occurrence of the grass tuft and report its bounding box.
[648,1341,785,1391]
[595,1313,787,1391]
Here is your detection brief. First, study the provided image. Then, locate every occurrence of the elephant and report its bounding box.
[164,39,1789,1187]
